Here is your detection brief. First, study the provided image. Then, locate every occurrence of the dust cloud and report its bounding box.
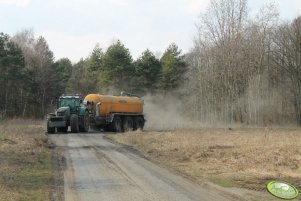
[143,94,198,131]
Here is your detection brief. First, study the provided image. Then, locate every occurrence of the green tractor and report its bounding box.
[47,94,89,134]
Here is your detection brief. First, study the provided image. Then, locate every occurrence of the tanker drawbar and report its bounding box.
[84,93,145,132]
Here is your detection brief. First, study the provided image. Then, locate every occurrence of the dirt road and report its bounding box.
[49,133,242,201]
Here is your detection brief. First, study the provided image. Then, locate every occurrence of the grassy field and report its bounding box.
[0,119,54,201]
[109,128,301,195]
[2,119,299,200]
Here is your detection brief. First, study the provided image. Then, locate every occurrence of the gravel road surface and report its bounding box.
[49,133,242,201]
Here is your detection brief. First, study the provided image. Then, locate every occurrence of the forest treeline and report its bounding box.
[0,0,301,126]
[0,30,186,118]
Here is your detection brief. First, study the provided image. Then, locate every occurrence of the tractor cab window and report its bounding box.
[59,98,76,108]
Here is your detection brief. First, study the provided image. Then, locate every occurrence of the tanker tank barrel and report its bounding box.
[84,93,145,132]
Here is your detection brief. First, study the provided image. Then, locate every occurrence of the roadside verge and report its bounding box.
[0,119,61,201]
[106,129,301,201]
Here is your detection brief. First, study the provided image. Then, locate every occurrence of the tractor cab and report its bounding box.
[57,95,82,113]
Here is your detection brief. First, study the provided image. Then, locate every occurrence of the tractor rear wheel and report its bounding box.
[70,114,79,133]
[123,116,134,132]
[47,121,55,134]
[79,111,89,132]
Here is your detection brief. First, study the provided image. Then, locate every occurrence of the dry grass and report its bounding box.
[109,128,301,193]
[0,119,54,201]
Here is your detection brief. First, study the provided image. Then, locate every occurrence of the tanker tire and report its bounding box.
[70,114,79,133]
[47,121,55,134]
[57,127,68,133]
[111,116,122,132]
[79,111,89,132]
[134,116,144,130]
[123,116,134,132]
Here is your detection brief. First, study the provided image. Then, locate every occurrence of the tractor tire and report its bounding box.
[79,111,89,132]
[47,121,55,134]
[70,114,79,133]
[134,116,144,131]
[57,127,68,133]
[123,116,134,132]
[110,115,122,132]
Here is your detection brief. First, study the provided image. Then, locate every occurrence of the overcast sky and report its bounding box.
[1,0,300,62]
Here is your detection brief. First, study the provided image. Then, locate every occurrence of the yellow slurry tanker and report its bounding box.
[84,92,145,132]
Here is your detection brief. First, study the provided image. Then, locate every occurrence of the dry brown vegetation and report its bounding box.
[109,129,301,193]
[0,119,54,201]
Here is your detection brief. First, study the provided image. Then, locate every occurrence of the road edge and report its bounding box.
[49,136,65,201]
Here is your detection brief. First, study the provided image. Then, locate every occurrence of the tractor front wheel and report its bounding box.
[70,114,79,133]
[47,121,55,134]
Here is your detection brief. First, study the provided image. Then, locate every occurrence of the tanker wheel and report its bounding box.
[70,114,79,133]
[111,116,122,132]
[123,116,134,132]
[79,111,89,132]
[134,116,144,130]
[47,121,55,134]
[57,127,68,133]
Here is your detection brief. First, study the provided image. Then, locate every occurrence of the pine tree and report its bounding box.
[101,40,134,93]
[0,32,26,117]
[134,49,161,94]
[159,43,186,92]
[85,44,103,93]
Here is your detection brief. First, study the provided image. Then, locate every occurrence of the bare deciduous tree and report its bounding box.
[272,17,301,124]
[184,0,300,126]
